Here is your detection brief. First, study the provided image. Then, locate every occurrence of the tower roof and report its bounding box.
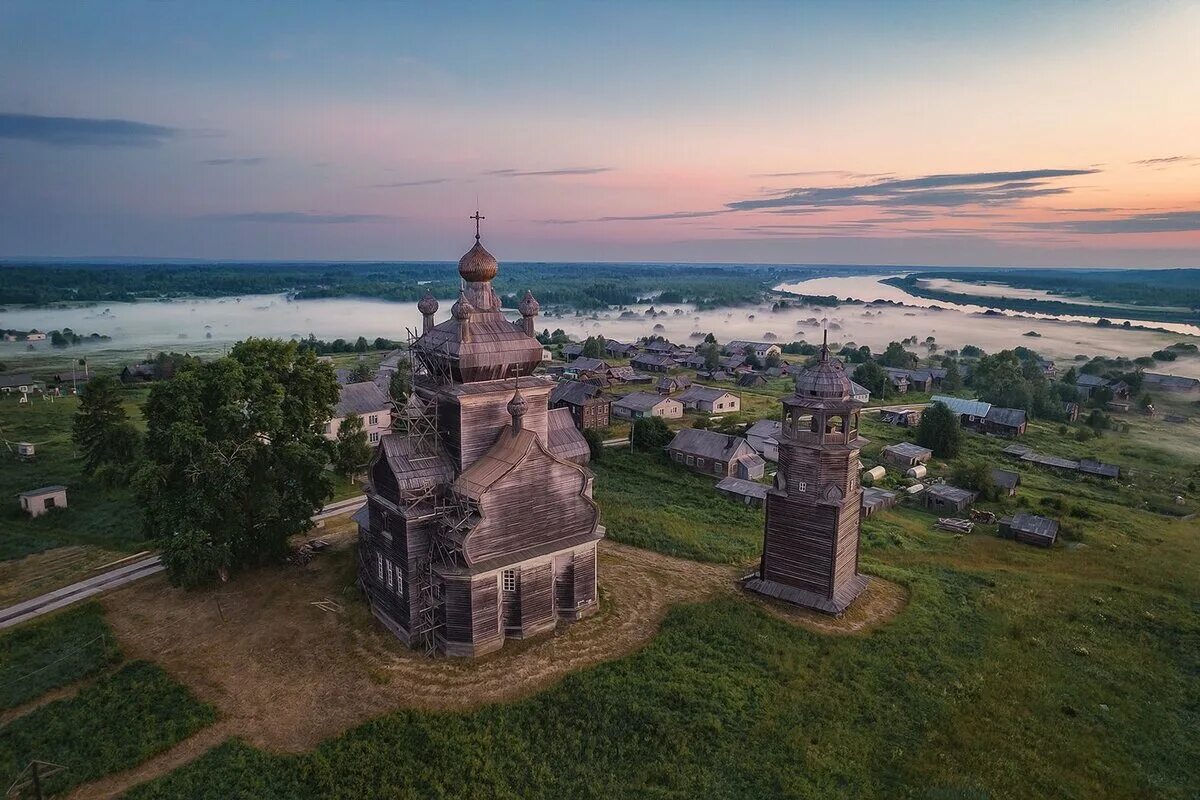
[458,241,498,283]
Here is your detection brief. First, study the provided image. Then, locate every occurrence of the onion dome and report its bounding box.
[518,289,540,317]
[451,289,475,321]
[417,290,439,316]
[458,240,498,283]
[793,334,852,400]
[507,386,528,420]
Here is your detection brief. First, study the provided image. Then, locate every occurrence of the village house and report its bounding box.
[18,485,67,517]
[930,395,992,427]
[682,352,709,370]
[656,375,691,395]
[724,340,782,359]
[718,355,748,371]
[879,407,921,426]
[665,428,766,479]
[549,380,610,430]
[604,340,637,358]
[715,476,769,507]
[120,363,158,383]
[736,373,767,388]
[0,373,42,394]
[1078,458,1120,479]
[606,365,652,384]
[744,418,782,462]
[924,484,977,514]
[999,512,1059,547]
[981,406,1028,437]
[886,367,931,393]
[882,442,933,469]
[849,380,871,403]
[1142,372,1200,393]
[676,385,740,414]
[642,340,676,355]
[630,353,675,373]
[326,380,392,444]
[1037,359,1057,378]
[1075,373,1131,399]
[611,391,682,420]
[560,343,584,360]
[356,229,600,658]
[25,332,47,342]
[566,356,610,377]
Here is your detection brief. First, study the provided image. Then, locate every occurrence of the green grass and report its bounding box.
[0,603,121,710]
[0,388,151,561]
[591,448,763,564]
[0,660,217,796]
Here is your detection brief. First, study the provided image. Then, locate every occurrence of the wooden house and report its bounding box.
[715,476,769,507]
[666,428,765,479]
[18,485,67,517]
[999,512,1058,547]
[676,385,740,414]
[882,442,933,468]
[120,363,158,383]
[567,356,610,377]
[656,375,691,395]
[612,391,682,420]
[643,341,676,355]
[560,343,584,360]
[1142,372,1200,394]
[724,340,782,359]
[549,380,610,430]
[924,484,977,514]
[630,353,675,373]
[604,340,636,358]
[0,373,41,394]
[744,418,783,462]
[355,231,602,658]
[981,406,1027,437]
[744,337,870,614]
[930,395,992,427]
[737,373,768,388]
[879,408,920,426]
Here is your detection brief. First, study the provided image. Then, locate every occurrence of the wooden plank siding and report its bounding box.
[518,561,555,634]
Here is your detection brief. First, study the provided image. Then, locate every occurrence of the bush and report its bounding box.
[916,402,961,458]
[582,428,604,461]
[631,417,674,451]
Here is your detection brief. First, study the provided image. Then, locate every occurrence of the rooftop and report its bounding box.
[666,428,752,461]
[930,395,992,418]
[613,391,673,412]
[715,476,769,500]
[335,381,391,418]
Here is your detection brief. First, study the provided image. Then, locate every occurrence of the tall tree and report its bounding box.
[334,413,371,476]
[853,360,891,400]
[941,361,963,392]
[134,339,339,586]
[388,359,412,400]
[581,335,606,358]
[632,417,674,451]
[879,342,918,369]
[72,374,139,476]
[916,401,961,457]
[701,342,721,371]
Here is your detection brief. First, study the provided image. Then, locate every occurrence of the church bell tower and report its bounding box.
[745,334,869,614]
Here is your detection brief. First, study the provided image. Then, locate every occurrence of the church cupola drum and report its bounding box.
[355,214,603,657]
[744,334,870,613]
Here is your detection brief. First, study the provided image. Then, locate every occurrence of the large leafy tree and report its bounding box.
[879,342,918,369]
[72,374,140,477]
[632,417,674,451]
[853,360,891,400]
[134,339,339,586]
[334,413,371,476]
[916,401,961,458]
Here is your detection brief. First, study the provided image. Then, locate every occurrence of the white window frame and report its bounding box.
[376,552,384,581]
[697,457,705,469]
[369,432,380,444]
[796,480,807,492]
[385,558,393,589]
[394,565,403,595]
[686,455,695,466]
[502,569,517,592]
[368,414,378,426]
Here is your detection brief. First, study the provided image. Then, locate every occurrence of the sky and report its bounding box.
[1,0,1198,267]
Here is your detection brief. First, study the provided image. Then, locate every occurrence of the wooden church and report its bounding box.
[355,217,602,657]
[744,335,870,613]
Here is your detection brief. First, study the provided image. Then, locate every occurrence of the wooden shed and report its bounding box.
[883,442,933,468]
[861,487,898,517]
[18,485,67,517]
[990,468,1021,496]
[999,512,1059,547]
[715,476,769,507]
[924,484,977,514]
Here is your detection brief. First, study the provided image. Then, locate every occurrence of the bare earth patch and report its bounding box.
[71,515,906,798]
[743,575,909,634]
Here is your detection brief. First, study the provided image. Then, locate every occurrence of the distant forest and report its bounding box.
[0,261,835,310]
[887,269,1200,324]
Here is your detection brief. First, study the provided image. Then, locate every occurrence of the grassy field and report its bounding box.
[0,388,150,561]
[0,602,121,710]
[0,660,216,796]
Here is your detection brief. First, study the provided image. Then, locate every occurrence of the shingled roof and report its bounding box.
[666,428,753,462]
[336,381,391,418]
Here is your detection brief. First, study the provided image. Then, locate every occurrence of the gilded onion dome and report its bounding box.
[417,290,439,315]
[518,289,540,317]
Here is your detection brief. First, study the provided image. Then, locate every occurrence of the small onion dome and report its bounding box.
[793,348,852,400]
[518,289,540,317]
[450,289,475,321]
[458,240,498,283]
[417,290,439,315]
[507,387,528,419]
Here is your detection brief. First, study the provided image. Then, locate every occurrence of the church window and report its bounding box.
[796,480,808,492]
[502,569,517,592]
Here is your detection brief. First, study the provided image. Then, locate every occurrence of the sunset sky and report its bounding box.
[2,1,1198,266]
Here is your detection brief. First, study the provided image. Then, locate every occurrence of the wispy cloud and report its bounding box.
[0,111,179,147]
[539,209,729,224]
[751,169,892,179]
[727,168,1099,211]
[371,178,450,188]
[486,167,612,177]
[203,212,391,224]
[201,157,267,166]
[1132,155,1199,166]
[1012,210,1200,234]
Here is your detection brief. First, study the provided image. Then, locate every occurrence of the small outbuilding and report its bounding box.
[861,487,898,516]
[862,465,887,484]
[1078,458,1120,479]
[999,512,1059,547]
[19,485,67,517]
[715,476,769,507]
[16,442,36,461]
[883,442,933,468]
[990,468,1021,497]
[924,484,977,514]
